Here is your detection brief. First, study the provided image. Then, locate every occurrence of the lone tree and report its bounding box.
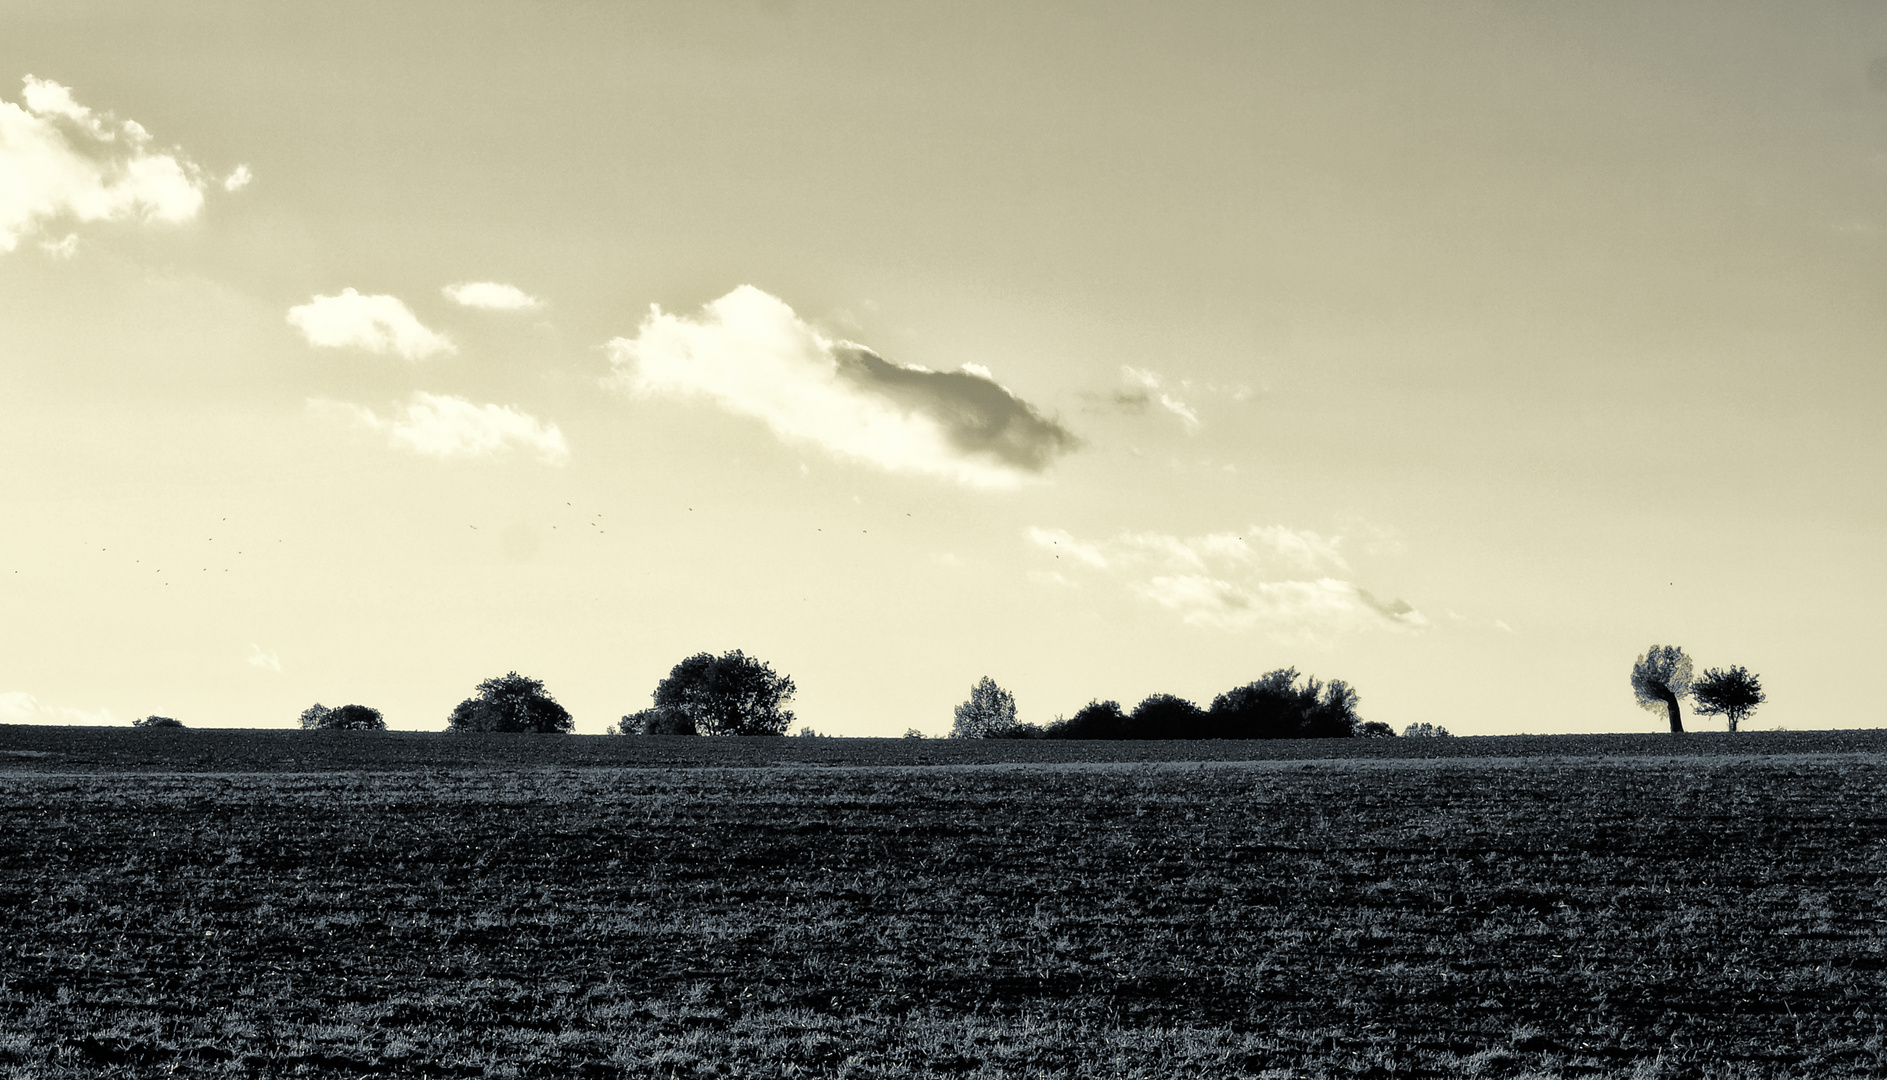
[1630,644,1694,733]
[951,676,1018,738]
[299,703,386,730]
[447,671,574,733]
[652,650,796,736]
[132,715,183,728]
[1692,665,1765,732]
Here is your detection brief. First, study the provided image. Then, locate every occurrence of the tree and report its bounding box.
[1403,722,1451,737]
[1691,665,1764,732]
[447,671,574,733]
[652,650,795,736]
[1630,645,1693,733]
[617,707,697,736]
[1208,669,1363,739]
[1355,721,1396,738]
[1046,699,1128,739]
[299,703,385,730]
[950,676,1017,738]
[132,715,182,728]
[1125,693,1206,739]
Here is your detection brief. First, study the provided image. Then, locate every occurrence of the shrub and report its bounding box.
[1354,720,1396,738]
[1403,722,1451,737]
[132,715,183,728]
[299,703,385,730]
[1045,700,1127,739]
[1208,669,1361,739]
[1125,693,1207,738]
[616,707,697,735]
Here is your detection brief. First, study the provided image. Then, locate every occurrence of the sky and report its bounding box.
[2,1,1883,736]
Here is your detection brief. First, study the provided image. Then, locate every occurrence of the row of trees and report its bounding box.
[1630,645,1765,733]
[949,670,1388,740]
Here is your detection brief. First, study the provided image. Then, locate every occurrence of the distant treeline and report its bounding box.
[951,669,1399,741]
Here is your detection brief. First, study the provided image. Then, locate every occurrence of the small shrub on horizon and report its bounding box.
[1403,722,1451,738]
[1355,721,1396,738]
[298,703,385,730]
[617,707,697,736]
[903,728,925,739]
[132,715,183,728]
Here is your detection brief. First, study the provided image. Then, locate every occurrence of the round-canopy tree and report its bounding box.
[652,650,796,736]
[447,672,574,733]
[1691,665,1764,732]
[1630,644,1693,733]
[299,703,386,730]
[132,715,183,728]
[950,676,1017,738]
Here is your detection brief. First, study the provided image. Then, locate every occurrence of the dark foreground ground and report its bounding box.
[1,728,1884,1078]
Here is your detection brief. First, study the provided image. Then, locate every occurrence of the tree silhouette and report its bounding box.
[1630,645,1693,733]
[1691,665,1764,732]
[132,715,182,728]
[1125,693,1206,738]
[1208,669,1362,739]
[447,672,573,733]
[616,707,697,735]
[1047,699,1127,739]
[653,650,796,736]
[299,703,385,730]
[951,676,1017,738]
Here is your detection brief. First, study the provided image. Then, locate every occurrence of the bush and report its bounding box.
[616,707,697,735]
[652,650,796,736]
[132,715,183,728]
[1354,720,1396,738]
[903,728,926,739]
[447,672,574,733]
[299,703,385,730]
[1403,722,1451,738]
[1126,693,1207,738]
[1208,669,1360,739]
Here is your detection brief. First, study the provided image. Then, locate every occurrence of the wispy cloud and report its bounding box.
[0,76,208,252]
[1118,366,1202,430]
[328,392,569,464]
[1027,524,1425,640]
[606,286,1078,487]
[222,164,253,192]
[443,281,543,311]
[0,690,117,726]
[287,289,454,360]
[245,643,282,673]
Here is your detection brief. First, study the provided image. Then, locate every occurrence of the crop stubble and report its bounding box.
[1,737,1884,1078]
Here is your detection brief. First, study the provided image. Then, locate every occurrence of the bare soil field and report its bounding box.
[2,727,1884,1078]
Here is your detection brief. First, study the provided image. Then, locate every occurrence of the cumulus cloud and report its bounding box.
[0,690,117,726]
[329,392,569,464]
[0,76,209,252]
[443,281,543,310]
[287,289,454,360]
[606,286,1078,487]
[1027,524,1425,640]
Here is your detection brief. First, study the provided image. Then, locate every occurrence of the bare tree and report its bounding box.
[1630,644,1693,733]
[1691,665,1764,732]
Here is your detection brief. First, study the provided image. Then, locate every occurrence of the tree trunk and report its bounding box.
[1663,693,1684,734]
[1728,714,1738,733]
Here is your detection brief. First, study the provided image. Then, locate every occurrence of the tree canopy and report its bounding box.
[447,672,574,733]
[616,707,697,736]
[1630,645,1693,733]
[951,676,1017,738]
[652,650,796,736]
[1206,669,1362,739]
[1691,665,1764,732]
[132,715,182,728]
[299,703,386,730]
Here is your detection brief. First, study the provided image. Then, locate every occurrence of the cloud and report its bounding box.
[287,289,454,360]
[0,76,208,253]
[0,690,117,726]
[39,232,77,259]
[223,164,252,192]
[330,392,569,464]
[1117,367,1202,431]
[443,281,544,310]
[1027,524,1425,640]
[245,644,282,673]
[606,286,1078,487]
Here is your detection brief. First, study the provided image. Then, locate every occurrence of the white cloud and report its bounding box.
[0,76,209,252]
[223,164,253,192]
[286,289,454,360]
[606,286,1077,488]
[0,690,117,726]
[331,392,569,464]
[443,281,543,310]
[1120,366,1202,431]
[245,643,282,673]
[38,232,77,259]
[1027,524,1425,640]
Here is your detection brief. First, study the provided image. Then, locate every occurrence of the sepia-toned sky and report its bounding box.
[2,2,1883,735]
